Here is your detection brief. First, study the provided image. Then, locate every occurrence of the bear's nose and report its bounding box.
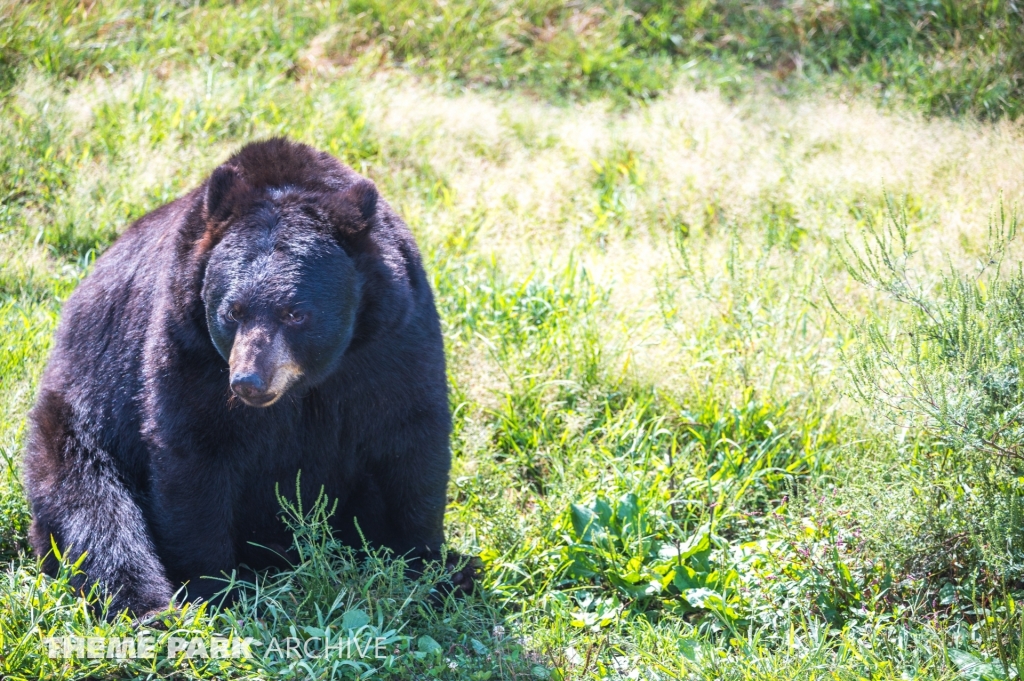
[230,373,268,401]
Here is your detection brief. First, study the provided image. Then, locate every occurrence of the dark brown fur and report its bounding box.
[24,138,473,617]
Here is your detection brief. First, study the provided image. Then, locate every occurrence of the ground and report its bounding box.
[3,2,1024,680]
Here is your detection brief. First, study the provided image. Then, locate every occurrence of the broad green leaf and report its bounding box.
[417,635,443,654]
[342,609,370,631]
[570,503,608,544]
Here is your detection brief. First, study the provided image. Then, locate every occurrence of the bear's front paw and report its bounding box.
[116,587,176,627]
[448,553,481,595]
[132,605,179,631]
[430,552,482,603]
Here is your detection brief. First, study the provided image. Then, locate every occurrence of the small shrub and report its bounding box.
[839,198,1024,586]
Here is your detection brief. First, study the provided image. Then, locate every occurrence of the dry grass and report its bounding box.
[357,75,1024,413]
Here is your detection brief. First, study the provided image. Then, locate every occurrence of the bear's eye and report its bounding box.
[283,310,308,327]
[224,306,242,324]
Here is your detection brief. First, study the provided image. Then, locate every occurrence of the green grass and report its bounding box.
[3,2,1024,679]
[2,1,1023,115]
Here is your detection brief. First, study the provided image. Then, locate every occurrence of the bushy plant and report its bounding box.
[839,197,1024,587]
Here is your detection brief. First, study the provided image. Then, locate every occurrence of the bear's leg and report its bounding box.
[356,464,445,561]
[149,455,240,605]
[385,499,479,599]
[25,437,174,619]
[370,453,478,596]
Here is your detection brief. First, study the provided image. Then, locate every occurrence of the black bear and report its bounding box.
[23,138,469,617]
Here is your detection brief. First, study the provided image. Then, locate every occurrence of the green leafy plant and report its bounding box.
[564,493,743,623]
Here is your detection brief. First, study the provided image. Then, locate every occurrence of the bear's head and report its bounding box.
[198,164,378,407]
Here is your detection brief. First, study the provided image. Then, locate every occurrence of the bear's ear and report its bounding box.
[342,179,378,224]
[330,179,379,238]
[204,165,248,220]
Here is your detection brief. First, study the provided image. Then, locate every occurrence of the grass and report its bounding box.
[2,1,1024,679]
[2,1,1024,114]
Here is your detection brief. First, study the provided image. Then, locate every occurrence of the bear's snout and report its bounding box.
[230,372,270,404]
[227,324,303,407]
